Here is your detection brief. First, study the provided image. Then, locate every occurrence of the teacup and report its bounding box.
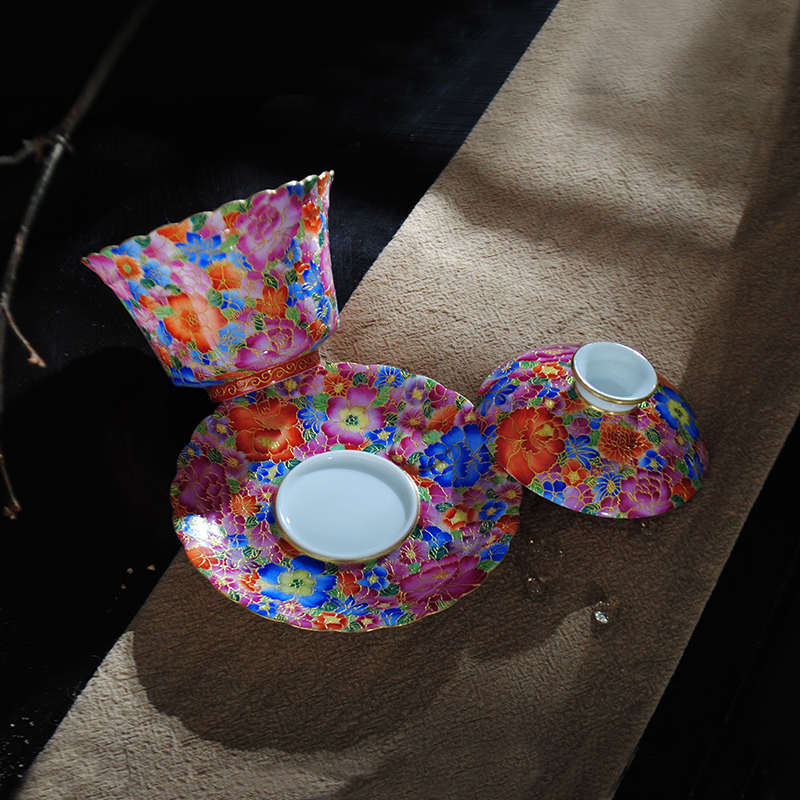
[84,172,338,398]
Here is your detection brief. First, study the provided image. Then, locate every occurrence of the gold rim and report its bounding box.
[570,354,655,406]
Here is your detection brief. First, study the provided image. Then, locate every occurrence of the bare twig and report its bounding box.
[0,135,66,368]
[5,304,46,367]
[0,0,155,517]
[0,140,36,166]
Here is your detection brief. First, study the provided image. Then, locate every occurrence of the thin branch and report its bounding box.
[0,451,20,519]
[0,0,155,517]
[0,136,66,368]
[5,304,46,367]
[0,140,36,166]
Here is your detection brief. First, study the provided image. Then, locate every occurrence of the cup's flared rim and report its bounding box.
[82,170,333,262]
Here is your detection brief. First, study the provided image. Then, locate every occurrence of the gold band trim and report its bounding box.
[569,354,654,406]
[207,351,321,402]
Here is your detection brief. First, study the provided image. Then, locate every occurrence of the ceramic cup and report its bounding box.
[83,172,338,399]
[571,341,658,413]
[274,450,421,563]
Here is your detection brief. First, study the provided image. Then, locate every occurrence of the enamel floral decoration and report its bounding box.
[84,172,337,392]
[477,344,708,518]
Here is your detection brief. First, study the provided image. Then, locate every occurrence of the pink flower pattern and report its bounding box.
[237,187,303,269]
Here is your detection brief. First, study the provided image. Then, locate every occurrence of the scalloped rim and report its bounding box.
[83,170,333,260]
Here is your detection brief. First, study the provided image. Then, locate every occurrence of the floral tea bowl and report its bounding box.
[83,172,338,399]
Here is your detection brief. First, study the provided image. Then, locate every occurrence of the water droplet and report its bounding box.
[526,576,546,597]
[591,600,615,628]
[526,535,564,582]
[638,518,658,536]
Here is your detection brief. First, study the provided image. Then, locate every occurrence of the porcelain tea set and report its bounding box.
[85,172,708,631]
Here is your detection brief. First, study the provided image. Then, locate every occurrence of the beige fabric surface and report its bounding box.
[18,0,800,798]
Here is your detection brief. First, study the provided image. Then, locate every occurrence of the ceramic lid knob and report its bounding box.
[571,342,657,413]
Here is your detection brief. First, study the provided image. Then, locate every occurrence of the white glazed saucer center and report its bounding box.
[274,450,420,562]
[572,342,657,413]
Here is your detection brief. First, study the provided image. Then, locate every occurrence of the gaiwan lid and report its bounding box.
[476,342,709,518]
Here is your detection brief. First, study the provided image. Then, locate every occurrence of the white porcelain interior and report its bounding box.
[572,342,657,413]
[274,450,421,562]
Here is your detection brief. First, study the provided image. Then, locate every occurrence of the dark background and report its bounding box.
[1,2,798,797]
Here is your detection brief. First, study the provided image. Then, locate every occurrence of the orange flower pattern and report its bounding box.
[597,419,649,465]
[164,293,227,353]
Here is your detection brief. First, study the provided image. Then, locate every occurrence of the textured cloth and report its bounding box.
[17,0,800,798]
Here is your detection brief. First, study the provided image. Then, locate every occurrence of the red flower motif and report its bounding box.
[442,505,478,530]
[229,492,259,520]
[240,570,261,593]
[494,514,519,535]
[339,570,363,596]
[312,611,349,630]
[531,361,566,380]
[114,254,143,281]
[222,210,242,229]
[164,293,227,353]
[186,545,219,571]
[229,398,303,462]
[429,403,458,433]
[495,406,567,486]
[309,317,329,341]
[597,420,648,465]
[561,458,589,487]
[276,537,301,559]
[324,372,350,396]
[207,259,243,292]
[258,284,289,318]
[672,476,696,502]
[302,200,322,234]
[154,220,190,242]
